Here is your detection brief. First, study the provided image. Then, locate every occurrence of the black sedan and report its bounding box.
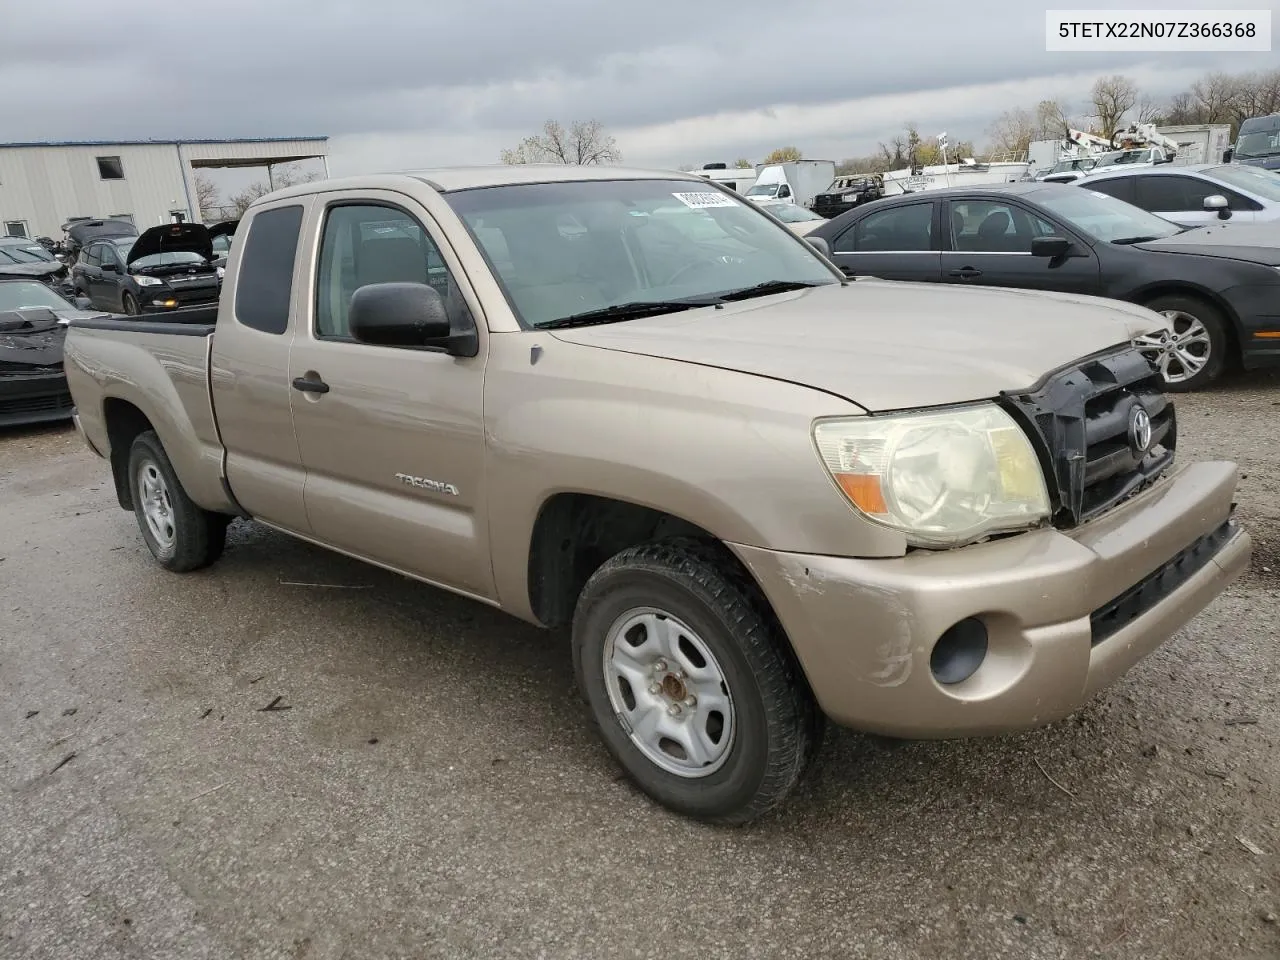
[72,222,222,318]
[807,182,1280,391]
[0,278,118,428]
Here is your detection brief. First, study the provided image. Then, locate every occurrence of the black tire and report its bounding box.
[1139,293,1231,393]
[126,430,228,572]
[121,291,140,316]
[572,537,823,825]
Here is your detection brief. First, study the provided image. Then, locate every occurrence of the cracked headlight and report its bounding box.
[813,403,1051,548]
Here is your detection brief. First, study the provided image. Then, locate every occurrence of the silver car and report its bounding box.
[1078,163,1280,227]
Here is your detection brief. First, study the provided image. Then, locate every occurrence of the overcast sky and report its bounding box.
[0,0,1272,194]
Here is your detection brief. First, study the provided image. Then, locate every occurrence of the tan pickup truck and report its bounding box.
[63,165,1252,824]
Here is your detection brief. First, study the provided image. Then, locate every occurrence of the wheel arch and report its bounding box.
[1126,281,1243,366]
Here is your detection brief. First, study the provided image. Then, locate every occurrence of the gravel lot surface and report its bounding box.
[2,371,1278,960]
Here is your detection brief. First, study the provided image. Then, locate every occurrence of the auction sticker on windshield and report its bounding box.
[671,192,739,209]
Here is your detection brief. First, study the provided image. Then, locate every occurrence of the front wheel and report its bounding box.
[121,291,140,316]
[572,538,822,825]
[1134,294,1231,392]
[127,431,228,572]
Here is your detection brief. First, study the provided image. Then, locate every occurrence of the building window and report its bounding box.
[96,156,125,180]
[4,220,28,238]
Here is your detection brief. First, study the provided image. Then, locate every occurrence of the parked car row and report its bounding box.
[807,166,1280,392]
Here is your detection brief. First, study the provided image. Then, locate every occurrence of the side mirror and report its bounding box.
[1031,236,1072,258]
[1222,148,1234,162]
[101,261,119,273]
[349,282,475,356]
[1203,194,1232,219]
[805,236,831,258]
[74,296,94,310]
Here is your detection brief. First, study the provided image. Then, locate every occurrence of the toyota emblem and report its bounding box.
[1128,405,1153,455]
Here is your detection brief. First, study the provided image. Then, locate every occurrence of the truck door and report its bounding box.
[209,199,313,534]
[286,192,493,600]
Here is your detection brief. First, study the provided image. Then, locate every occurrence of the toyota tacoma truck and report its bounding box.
[62,166,1252,825]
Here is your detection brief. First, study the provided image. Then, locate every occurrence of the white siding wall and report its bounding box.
[0,144,193,237]
[0,139,327,238]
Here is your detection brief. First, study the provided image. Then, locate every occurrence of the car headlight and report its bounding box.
[134,275,163,286]
[813,403,1051,548]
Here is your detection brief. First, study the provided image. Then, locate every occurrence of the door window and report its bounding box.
[835,202,934,252]
[1086,177,1136,205]
[1135,175,1215,212]
[234,204,305,335]
[315,204,454,340]
[80,244,101,267]
[948,201,1055,253]
[99,245,120,269]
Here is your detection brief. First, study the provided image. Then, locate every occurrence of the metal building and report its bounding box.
[0,136,329,239]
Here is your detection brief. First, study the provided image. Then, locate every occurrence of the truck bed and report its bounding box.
[63,317,233,515]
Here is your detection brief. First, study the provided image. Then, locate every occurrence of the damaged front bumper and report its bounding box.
[0,368,74,428]
[730,460,1251,738]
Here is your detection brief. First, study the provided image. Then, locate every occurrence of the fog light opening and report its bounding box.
[930,617,989,685]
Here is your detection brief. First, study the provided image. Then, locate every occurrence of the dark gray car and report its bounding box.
[807,182,1280,391]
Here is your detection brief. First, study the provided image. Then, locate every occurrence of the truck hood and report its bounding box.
[0,261,64,281]
[1137,221,1280,265]
[548,280,1167,412]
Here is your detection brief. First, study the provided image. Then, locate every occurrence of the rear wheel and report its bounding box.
[572,538,822,825]
[127,431,228,572]
[1134,294,1231,392]
[121,291,140,316]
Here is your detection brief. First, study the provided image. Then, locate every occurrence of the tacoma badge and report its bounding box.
[394,473,459,496]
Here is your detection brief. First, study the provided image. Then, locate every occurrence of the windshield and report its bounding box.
[1203,163,1280,201]
[1235,131,1280,161]
[444,178,838,328]
[1034,187,1182,242]
[0,244,55,264]
[770,204,822,223]
[745,183,780,197]
[130,250,208,269]
[1050,158,1096,173]
[1094,150,1151,168]
[0,281,71,311]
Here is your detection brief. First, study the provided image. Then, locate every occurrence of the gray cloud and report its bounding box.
[0,0,1265,168]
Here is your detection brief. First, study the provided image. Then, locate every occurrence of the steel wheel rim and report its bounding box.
[602,607,736,779]
[1134,310,1212,384]
[123,294,138,315]
[137,461,176,549]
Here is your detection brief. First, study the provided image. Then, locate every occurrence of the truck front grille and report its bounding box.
[1000,347,1176,529]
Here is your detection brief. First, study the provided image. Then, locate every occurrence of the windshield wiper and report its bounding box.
[712,279,827,302]
[1111,235,1167,245]
[539,298,720,329]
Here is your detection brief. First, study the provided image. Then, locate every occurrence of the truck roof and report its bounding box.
[254,165,706,205]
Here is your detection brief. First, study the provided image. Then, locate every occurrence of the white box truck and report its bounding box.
[1157,124,1233,166]
[744,160,837,208]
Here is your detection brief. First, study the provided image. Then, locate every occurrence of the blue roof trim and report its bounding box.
[0,137,329,148]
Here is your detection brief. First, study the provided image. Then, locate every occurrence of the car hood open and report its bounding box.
[548,280,1168,412]
[1136,221,1280,265]
[126,223,214,265]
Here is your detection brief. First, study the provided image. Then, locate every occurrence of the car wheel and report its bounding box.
[572,537,823,825]
[127,430,229,572]
[1134,294,1230,392]
[121,291,140,316]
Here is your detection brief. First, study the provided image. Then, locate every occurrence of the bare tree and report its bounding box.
[761,146,802,164]
[500,120,621,165]
[1036,99,1074,138]
[1090,74,1139,140]
[193,173,221,220]
[987,107,1038,156]
[1135,95,1164,125]
[877,135,907,168]
[227,163,322,217]
[1164,92,1202,125]
[1190,71,1240,127]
